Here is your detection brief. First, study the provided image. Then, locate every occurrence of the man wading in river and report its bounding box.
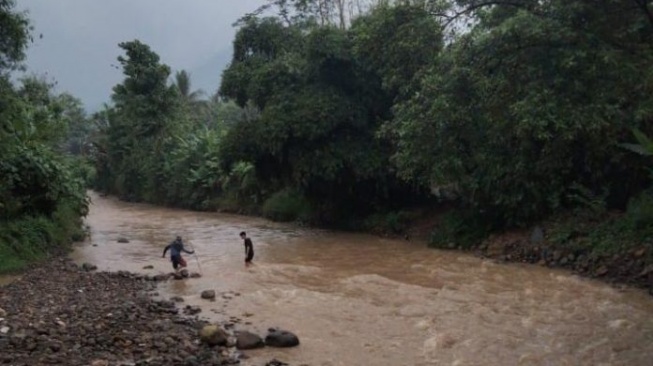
[240,231,254,266]
[162,236,194,272]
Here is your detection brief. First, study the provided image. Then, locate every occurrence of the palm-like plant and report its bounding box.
[173,70,204,104]
[622,129,653,157]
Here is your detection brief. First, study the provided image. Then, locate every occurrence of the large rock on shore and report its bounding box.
[201,290,216,300]
[265,328,300,348]
[81,262,97,271]
[236,331,265,350]
[199,325,228,346]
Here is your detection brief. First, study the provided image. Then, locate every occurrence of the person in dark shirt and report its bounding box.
[162,235,194,271]
[240,231,254,266]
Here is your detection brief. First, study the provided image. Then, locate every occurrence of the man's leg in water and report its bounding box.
[172,255,181,272]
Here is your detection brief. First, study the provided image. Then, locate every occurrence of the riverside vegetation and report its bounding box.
[2,0,653,291]
[0,0,91,273]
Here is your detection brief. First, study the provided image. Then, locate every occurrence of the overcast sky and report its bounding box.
[16,0,267,112]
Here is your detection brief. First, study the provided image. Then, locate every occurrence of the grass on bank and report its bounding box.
[0,202,86,274]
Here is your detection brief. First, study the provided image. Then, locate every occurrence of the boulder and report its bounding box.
[199,325,227,346]
[266,359,290,366]
[153,274,169,282]
[639,264,653,277]
[82,263,98,272]
[184,306,201,315]
[265,328,299,348]
[236,331,265,350]
[201,290,216,300]
[530,226,545,244]
[595,266,609,276]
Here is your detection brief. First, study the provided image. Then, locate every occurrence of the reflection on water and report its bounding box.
[72,192,653,366]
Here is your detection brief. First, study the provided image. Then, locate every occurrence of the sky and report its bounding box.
[16,0,267,112]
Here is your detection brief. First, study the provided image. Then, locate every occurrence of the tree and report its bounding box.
[218,6,436,222]
[173,70,204,103]
[98,40,180,200]
[111,40,178,137]
[390,0,653,226]
[0,0,30,72]
[350,3,443,99]
[0,0,88,272]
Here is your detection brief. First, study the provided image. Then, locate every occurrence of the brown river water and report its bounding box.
[67,192,653,366]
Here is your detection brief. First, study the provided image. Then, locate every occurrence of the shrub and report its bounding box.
[262,188,312,222]
[430,209,493,249]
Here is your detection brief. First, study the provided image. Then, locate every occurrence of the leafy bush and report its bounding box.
[363,211,413,234]
[626,190,653,231]
[0,198,86,273]
[430,210,493,250]
[262,188,312,222]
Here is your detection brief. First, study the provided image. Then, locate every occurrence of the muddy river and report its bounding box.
[70,192,653,366]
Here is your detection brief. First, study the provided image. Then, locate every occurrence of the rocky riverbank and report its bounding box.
[474,227,653,295]
[0,258,292,366]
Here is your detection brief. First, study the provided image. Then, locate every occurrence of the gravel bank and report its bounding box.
[0,258,247,366]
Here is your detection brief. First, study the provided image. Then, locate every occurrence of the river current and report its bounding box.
[70,192,653,366]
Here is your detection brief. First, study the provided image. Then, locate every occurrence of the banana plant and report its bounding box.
[621,129,653,157]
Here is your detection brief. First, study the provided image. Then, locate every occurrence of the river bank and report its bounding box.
[0,257,286,366]
[472,226,653,296]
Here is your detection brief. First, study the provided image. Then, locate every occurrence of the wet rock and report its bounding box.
[49,341,62,352]
[117,238,129,243]
[184,306,201,315]
[596,266,609,276]
[236,331,265,350]
[201,290,216,300]
[173,272,185,280]
[82,262,98,271]
[530,226,545,244]
[266,359,290,366]
[153,274,169,282]
[180,269,189,278]
[639,264,653,277]
[170,296,184,303]
[486,241,506,257]
[184,356,199,366]
[553,250,563,262]
[199,325,227,346]
[143,265,154,270]
[265,328,300,348]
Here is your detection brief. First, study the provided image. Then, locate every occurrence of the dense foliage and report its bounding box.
[0,0,89,272]
[93,0,653,250]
